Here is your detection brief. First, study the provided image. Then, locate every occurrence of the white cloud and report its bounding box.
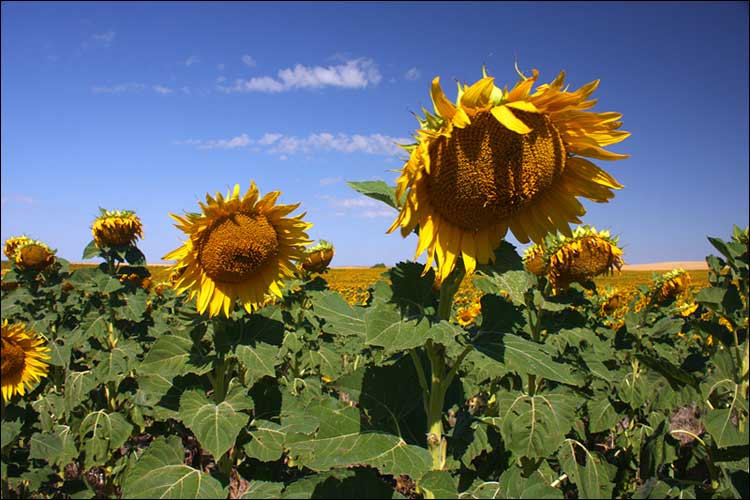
[153,85,173,95]
[322,196,395,218]
[241,54,256,67]
[184,56,199,67]
[176,131,408,157]
[92,82,146,94]
[362,209,395,218]
[257,133,283,145]
[91,30,115,47]
[220,58,381,93]
[319,176,342,186]
[216,76,227,83]
[177,134,252,150]
[268,132,408,156]
[404,67,420,81]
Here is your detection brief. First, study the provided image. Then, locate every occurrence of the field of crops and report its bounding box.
[1,222,747,499]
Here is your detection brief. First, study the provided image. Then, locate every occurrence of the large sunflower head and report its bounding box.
[4,235,33,259]
[162,182,312,317]
[544,226,624,291]
[1,320,50,402]
[14,240,57,272]
[389,65,629,283]
[302,240,335,273]
[92,209,144,248]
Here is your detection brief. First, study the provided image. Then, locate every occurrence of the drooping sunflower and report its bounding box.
[523,244,548,276]
[302,240,335,273]
[650,269,691,304]
[163,182,312,317]
[4,235,33,259]
[15,240,57,272]
[1,320,50,402]
[543,226,624,291]
[389,65,629,283]
[92,209,144,248]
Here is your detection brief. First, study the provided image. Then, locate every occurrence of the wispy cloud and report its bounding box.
[175,133,251,150]
[241,54,256,67]
[1,194,36,206]
[92,83,182,95]
[153,85,174,95]
[89,30,116,48]
[268,133,408,156]
[218,58,381,93]
[184,55,199,67]
[319,176,342,186]
[217,63,225,71]
[92,82,146,94]
[321,196,395,218]
[176,131,408,157]
[404,67,420,81]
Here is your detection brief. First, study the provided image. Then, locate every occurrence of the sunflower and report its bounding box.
[650,269,691,304]
[92,209,144,248]
[544,226,624,291]
[163,182,312,317]
[15,240,56,272]
[302,240,335,273]
[455,306,477,327]
[4,235,33,259]
[600,288,631,317]
[1,320,50,402]
[389,65,629,283]
[523,244,547,276]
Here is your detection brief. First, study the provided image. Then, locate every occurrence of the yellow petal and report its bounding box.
[491,105,531,134]
[504,100,539,113]
[460,77,495,110]
[431,77,457,120]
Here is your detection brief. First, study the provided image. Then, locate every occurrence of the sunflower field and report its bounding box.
[1,67,748,499]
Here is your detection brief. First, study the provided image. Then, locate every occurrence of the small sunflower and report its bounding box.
[456,306,477,327]
[92,209,144,248]
[525,226,623,291]
[600,288,631,317]
[1,320,50,402]
[15,240,56,272]
[650,269,691,304]
[545,226,624,290]
[4,235,33,259]
[302,240,335,273]
[163,182,312,317]
[523,244,547,276]
[389,65,629,283]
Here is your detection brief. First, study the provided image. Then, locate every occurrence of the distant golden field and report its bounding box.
[1,261,710,307]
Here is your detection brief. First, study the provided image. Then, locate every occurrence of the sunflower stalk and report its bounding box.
[425,340,448,470]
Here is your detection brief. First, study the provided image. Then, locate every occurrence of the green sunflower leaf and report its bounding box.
[121,436,226,499]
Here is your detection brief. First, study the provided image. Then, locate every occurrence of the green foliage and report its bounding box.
[1,226,747,499]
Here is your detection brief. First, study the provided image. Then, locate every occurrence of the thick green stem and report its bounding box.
[437,264,466,321]
[213,356,227,403]
[525,293,543,395]
[425,341,447,470]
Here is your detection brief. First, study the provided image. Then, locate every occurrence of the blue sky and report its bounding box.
[2,1,748,267]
